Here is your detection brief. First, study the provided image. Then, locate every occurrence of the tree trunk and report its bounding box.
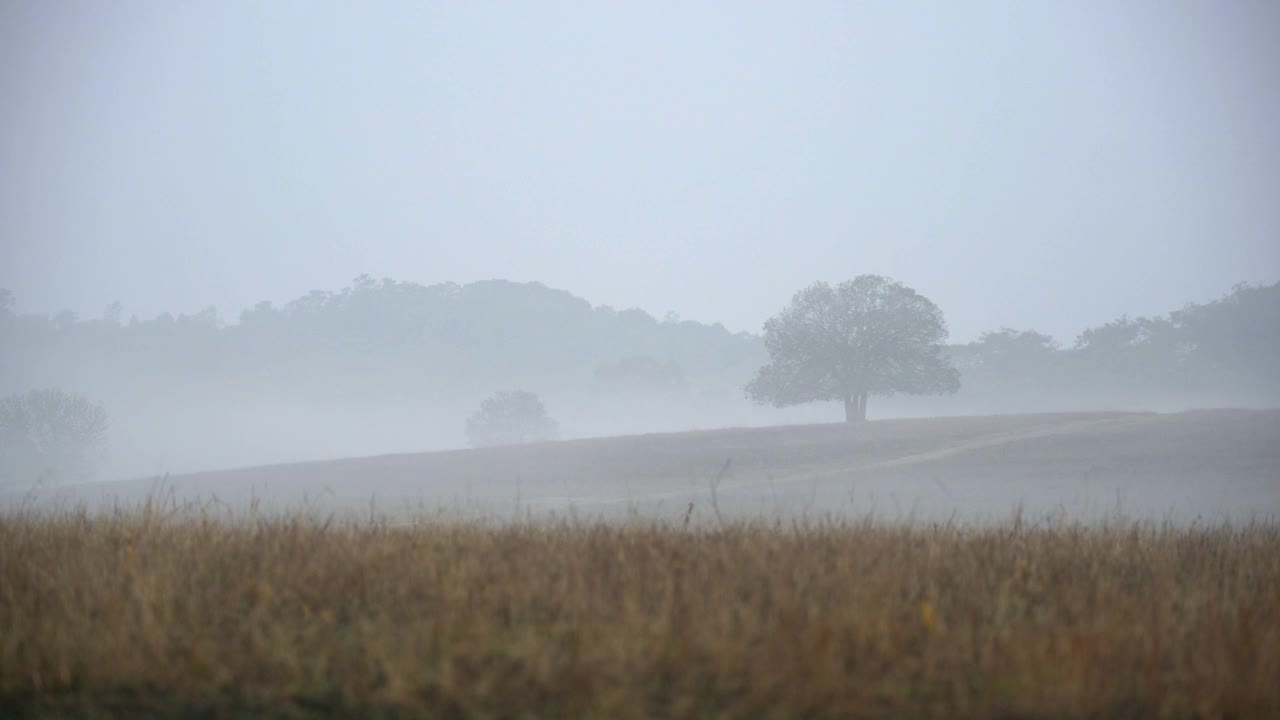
[844,392,869,423]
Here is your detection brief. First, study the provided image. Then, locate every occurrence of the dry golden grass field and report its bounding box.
[2,509,1278,719]
[3,410,1279,718]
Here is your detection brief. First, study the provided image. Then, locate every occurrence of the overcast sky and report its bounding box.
[2,1,1277,343]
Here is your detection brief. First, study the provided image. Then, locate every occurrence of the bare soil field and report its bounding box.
[14,409,1280,524]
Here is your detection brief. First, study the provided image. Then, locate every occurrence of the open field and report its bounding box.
[2,510,1278,718]
[12,409,1280,524]
[4,411,1279,717]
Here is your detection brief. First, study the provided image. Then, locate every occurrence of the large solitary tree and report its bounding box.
[746,276,960,422]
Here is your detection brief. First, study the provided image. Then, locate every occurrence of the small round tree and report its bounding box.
[0,388,109,486]
[465,391,559,448]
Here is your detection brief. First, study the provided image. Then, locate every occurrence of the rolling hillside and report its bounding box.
[18,409,1279,524]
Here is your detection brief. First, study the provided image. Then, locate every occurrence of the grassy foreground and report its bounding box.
[2,507,1277,719]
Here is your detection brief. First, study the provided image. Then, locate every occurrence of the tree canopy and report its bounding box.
[0,388,109,487]
[746,276,960,422]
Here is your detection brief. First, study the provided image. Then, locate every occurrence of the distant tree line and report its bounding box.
[953,282,1280,404]
[1,278,1276,428]
[0,277,761,405]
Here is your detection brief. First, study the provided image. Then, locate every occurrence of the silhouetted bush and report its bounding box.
[465,391,558,448]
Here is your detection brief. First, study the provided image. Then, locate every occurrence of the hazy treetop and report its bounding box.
[2,1,1277,342]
